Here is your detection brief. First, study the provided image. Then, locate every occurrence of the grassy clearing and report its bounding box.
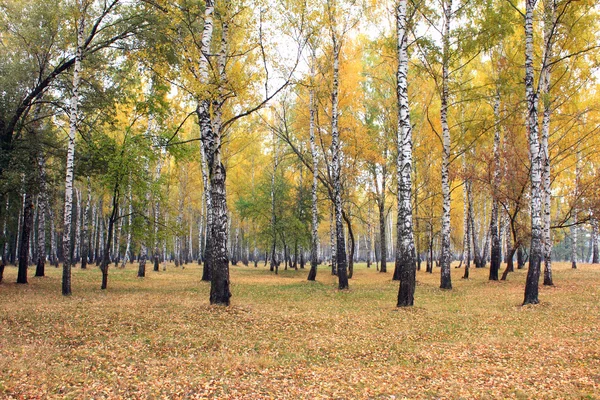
[0,261,599,399]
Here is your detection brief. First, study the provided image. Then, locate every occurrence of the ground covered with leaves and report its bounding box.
[0,261,599,399]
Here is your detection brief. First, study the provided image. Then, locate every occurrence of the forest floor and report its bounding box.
[0,261,599,399]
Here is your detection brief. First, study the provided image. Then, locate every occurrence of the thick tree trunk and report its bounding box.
[523,0,543,305]
[395,0,416,306]
[62,11,84,296]
[439,0,453,290]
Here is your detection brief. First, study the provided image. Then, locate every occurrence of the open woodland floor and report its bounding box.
[0,261,599,399]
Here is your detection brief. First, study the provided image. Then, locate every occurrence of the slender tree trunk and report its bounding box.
[489,93,501,281]
[571,149,580,269]
[395,0,416,306]
[1,198,9,280]
[101,193,119,290]
[74,188,82,264]
[197,0,215,283]
[80,178,91,269]
[439,0,453,290]
[121,183,132,268]
[592,219,599,264]
[523,0,543,305]
[330,36,348,290]
[62,10,85,296]
[17,192,33,284]
[378,202,387,273]
[330,205,337,275]
[308,50,319,280]
[541,0,555,285]
[463,181,472,279]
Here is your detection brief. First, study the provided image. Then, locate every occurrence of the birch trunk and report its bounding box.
[35,157,49,276]
[197,0,215,282]
[571,149,580,269]
[541,0,555,285]
[154,156,163,271]
[330,204,337,275]
[395,0,416,306]
[489,93,501,281]
[74,188,82,263]
[439,0,453,290]
[308,50,319,281]
[62,9,85,296]
[523,0,544,305]
[203,16,231,305]
[49,206,58,267]
[330,35,349,290]
[463,180,472,279]
[80,178,91,269]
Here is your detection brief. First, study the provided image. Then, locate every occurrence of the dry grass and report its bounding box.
[0,261,599,399]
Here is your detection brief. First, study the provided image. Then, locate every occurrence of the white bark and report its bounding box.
[524,0,544,304]
[396,0,416,305]
[541,0,555,284]
[439,0,453,289]
[62,7,85,295]
[308,46,319,278]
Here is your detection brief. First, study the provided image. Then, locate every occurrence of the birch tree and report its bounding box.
[395,0,416,306]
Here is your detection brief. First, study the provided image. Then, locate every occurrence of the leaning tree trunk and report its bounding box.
[17,191,34,284]
[330,36,349,291]
[523,0,543,305]
[439,0,453,290]
[489,93,502,281]
[62,11,84,296]
[395,0,416,306]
